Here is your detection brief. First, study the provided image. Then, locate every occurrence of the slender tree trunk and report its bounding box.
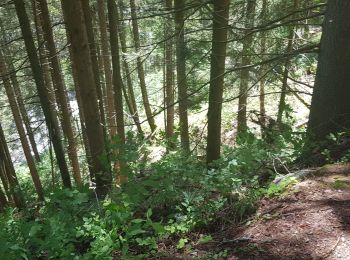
[163,44,167,136]
[12,68,40,162]
[97,0,117,137]
[81,0,108,139]
[32,0,57,110]
[0,49,44,201]
[206,0,230,164]
[118,2,143,135]
[0,161,12,203]
[129,0,157,132]
[165,0,175,149]
[62,0,111,197]
[73,71,92,175]
[96,39,108,112]
[66,33,93,177]
[37,0,82,185]
[4,55,41,162]
[0,123,25,209]
[14,0,72,188]
[11,84,41,162]
[237,0,256,135]
[0,185,7,212]
[48,133,56,188]
[108,0,127,182]
[175,0,190,152]
[277,0,298,125]
[259,0,267,135]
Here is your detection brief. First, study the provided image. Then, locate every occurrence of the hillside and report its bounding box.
[172,164,350,259]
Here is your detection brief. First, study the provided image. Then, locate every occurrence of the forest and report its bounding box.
[0,0,349,259]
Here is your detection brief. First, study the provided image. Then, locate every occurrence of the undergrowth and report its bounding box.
[0,128,305,259]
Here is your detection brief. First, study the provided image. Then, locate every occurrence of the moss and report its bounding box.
[331,179,350,190]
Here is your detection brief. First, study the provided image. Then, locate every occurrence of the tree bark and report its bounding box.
[277,0,298,125]
[32,0,57,111]
[0,184,7,212]
[8,59,41,162]
[37,0,82,185]
[62,0,111,196]
[14,0,72,188]
[237,0,256,135]
[175,0,190,152]
[206,0,230,164]
[107,0,127,182]
[0,161,11,202]
[165,0,175,149]
[65,31,93,177]
[81,0,108,139]
[0,49,44,201]
[259,0,267,135]
[129,0,157,133]
[0,123,25,209]
[97,0,117,137]
[308,0,350,140]
[118,1,143,135]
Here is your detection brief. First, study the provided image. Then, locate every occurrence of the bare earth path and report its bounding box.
[210,172,350,259]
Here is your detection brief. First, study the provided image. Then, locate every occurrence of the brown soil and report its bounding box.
[195,172,350,260]
[153,165,350,259]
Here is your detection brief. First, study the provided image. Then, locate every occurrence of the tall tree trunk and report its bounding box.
[8,58,41,162]
[96,39,108,112]
[259,0,267,135]
[206,0,230,164]
[0,21,41,162]
[237,0,256,135]
[37,0,82,185]
[277,0,298,125]
[73,69,92,176]
[129,0,157,133]
[0,123,25,209]
[97,0,117,137]
[0,49,44,201]
[32,0,57,110]
[107,0,127,182]
[0,185,7,212]
[62,0,111,197]
[118,2,143,135]
[0,161,12,203]
[14,0,72,188]
[175,0,190,152]
[165,0,175,149]
[308,1,350,140]
[81,0,108,139]
[66,32,93,177]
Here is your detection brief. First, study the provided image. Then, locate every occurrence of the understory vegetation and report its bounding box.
[0,126,306,259]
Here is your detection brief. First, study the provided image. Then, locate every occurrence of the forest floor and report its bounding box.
[169,165,350,259]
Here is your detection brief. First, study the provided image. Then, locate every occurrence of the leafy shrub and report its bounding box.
[0,123,306,258]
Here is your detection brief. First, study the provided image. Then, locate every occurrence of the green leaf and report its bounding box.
[128,228,146,237]
[198,235,213,244]
[151,223,165,234]
[146,208,152,220]
[131,218,144,224]
[29,224,42,237]
[176,238,188,249]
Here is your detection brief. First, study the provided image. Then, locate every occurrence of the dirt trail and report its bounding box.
[212,172,350,259]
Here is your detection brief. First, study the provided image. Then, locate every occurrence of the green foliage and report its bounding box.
[266,177,298,198]
[309,131,350,164]
[0,120,306,258]
[0,189,91,259]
